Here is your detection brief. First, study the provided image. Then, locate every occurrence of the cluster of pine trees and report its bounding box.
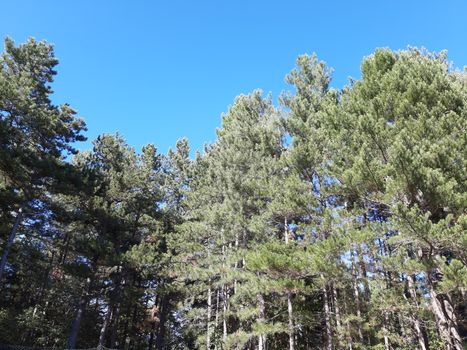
[0,37,466,350]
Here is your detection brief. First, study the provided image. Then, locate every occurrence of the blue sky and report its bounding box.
[1,1,467,156]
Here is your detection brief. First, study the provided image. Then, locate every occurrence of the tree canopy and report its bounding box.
[0,38,466,350]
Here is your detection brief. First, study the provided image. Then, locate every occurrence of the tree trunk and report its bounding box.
[429,287,463,350]
[98,307,112,346]
[412,317,428,350]
[155,294,169,350]
[124,303,138,350]
[215,288,220,329]
[322,282,333,350]
[109,303,121,348]
[220,239,227,345]
[0,208,23,286]
[207,283,212,350]
[223,284,228,343]
[332,286,344,348]
[288,292,294,350]
[284,217,294,350]
[407,275,429,350]
[109,268,125,349]
[58,233,70,265]
[148,320,157,350]
[351,253,364,345]
[257,293,266,350]
[343,298,353,350]
[356,245,370,301]
[383,312,391,350]
[67,276,91,349]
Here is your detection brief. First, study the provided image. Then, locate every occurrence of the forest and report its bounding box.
[0,37,466,350]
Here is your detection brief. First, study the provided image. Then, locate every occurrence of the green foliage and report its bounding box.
[1,38,466,350]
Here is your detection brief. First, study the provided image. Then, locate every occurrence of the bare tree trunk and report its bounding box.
[98,307,112,346]
[351,253,364,345]
[322,281,333,350]
[234,235,239,295]
[332,286,344,348]
[342,297,353,350]
[155,294,169,350]
[407,275,429,350]
[257,293,266,350]
[284,217,294,350]
[126,303,138,350]
[356,245,370,301]
[207,283,212,350]
[288,292,294,350]
[148,320,157,350]
[221,241,228,343]
[220,237,228,345]
[109,268,124,349]
[58,233,70,265]
[109,303,121,348]
[0,208,22,286]
[67,294,86,348]
[214,289,220,328]
[383,312,391,350]
[215,288,220,337]
[223,285,228,343]
[258,333,264,350]
[429,287,463,350]
[67,276,91,349]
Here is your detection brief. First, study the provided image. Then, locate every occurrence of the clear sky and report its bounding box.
[1,1,467,155]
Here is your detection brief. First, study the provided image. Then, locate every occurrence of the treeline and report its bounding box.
[0,38,466,350]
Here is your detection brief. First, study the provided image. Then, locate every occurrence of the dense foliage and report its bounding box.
[0,38,466,350]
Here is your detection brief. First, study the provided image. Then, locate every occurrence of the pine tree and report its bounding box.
[326,48,467,349]
[0,37,86,287]
[1,37,466,350]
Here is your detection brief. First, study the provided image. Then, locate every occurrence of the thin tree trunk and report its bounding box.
[429,287,463,350]
[220,236,228,346]
[413,317,428,350]
[356,245,370,301]
[148,319,157,350]
[109,303,121,348]
[99,307,112,346]
[397,312,408,344]
[258,333,264,350]
[257,293,266,350]
[284,218,294,350]
[0,208,23,286]
[67,276,91,349]
[59,233,70,264]
[109,269,125,349]
[124,303,138,350]
[288,292,294,350]
[207,283,212,350]
[332,286,344,348]
[32,250,55,321]
[155,294,169,350]
[407,275,429,350]
[234,235,239,295]
[214,288,219,350]
[215,288,220,328]
[351,253,364,345]
[220,240,229,344]
[383,312,391,350]
[223,285,228,342]
[120,318,129,350]
[322,283,333,350]
[343,298,353,350]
